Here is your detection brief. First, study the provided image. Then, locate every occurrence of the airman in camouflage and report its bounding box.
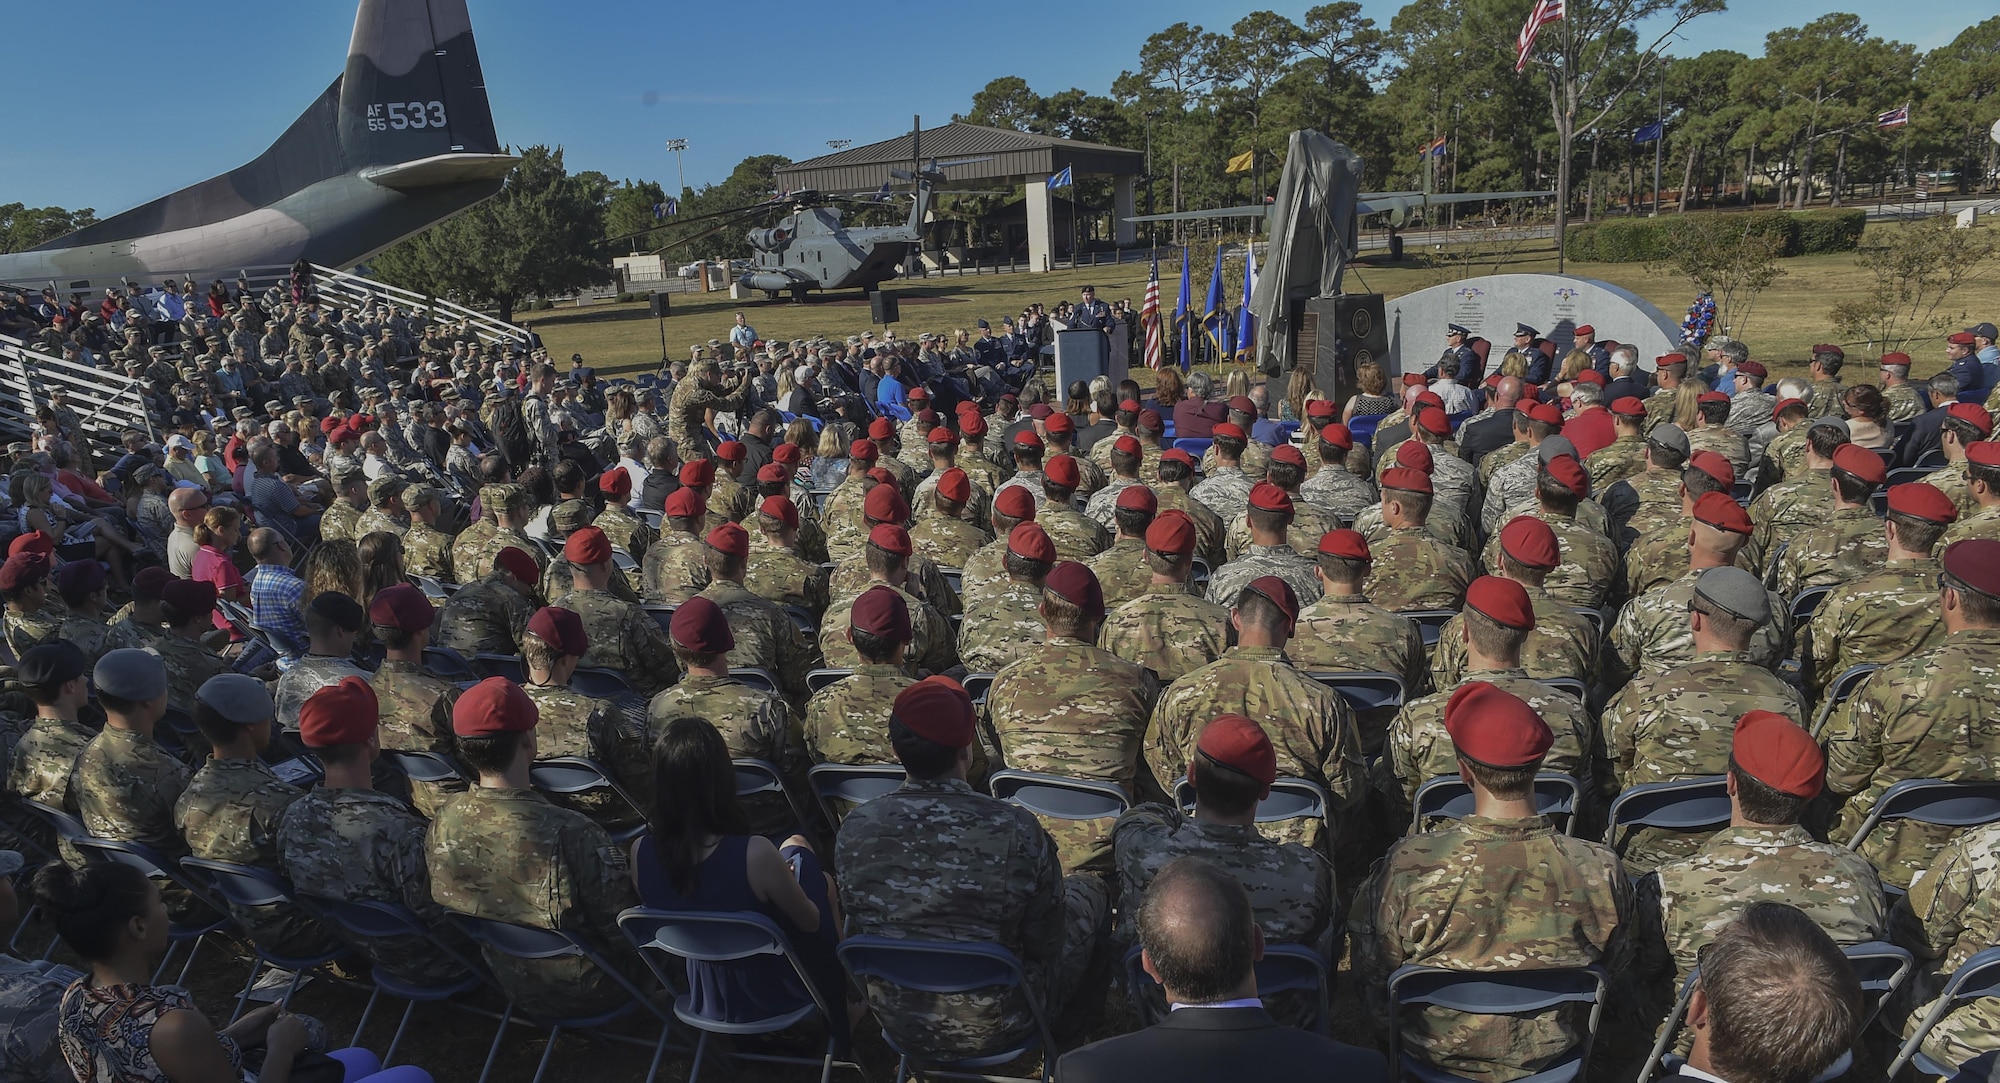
[400,491,456,582]
[1480,419,1567,537]
[1604,515,1789,692]
[1286,533,1431,755]
[1478,469,1619,611]
[1755,405,1813,490]
[1747,424,1844,569]
[1686,405,1752,478]
[1223,497,1339,564]
[1360,513,1471,614]
[1112,802,1333,954]
[908,476,991,570]
[649,599,805,835]
[367,587,468,821]
[318,474,368,545]
[1602,428,1693,549]
[690,526,815,700]
[959,577,1047,675]
[1297,425,1377,524]
[0,567,61,659]
[1098,511,1230,685]
[707,453,756,527]
[6,698,91,814]
[455,502,545,587]
[73,695,196,916]
[820,569,956,676]
[666,359,754,459]
[641,505,711,604]
[1894,819,2000,1069]
[1204,484,1325,611]
[913,442,995,532]
[435,554,540,658]
[1584,414,1648,492]
[1805,561,1945,706]
[356,476,413,539]
[743,497,831,617]
[1154,451,1230,568]
[1033,460,1110,562]
[1188,439,1258,523]
[523,654,648,832]
[593,497,656,563]
[1769,464,1887,598]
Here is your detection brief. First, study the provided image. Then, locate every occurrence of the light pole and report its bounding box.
[665,138,688,198]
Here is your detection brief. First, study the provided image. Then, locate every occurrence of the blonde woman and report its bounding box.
[1673,379,1709,430]
[1225,368,1251,401]
[1343,362,1396,424]
[1280,369,1316,422]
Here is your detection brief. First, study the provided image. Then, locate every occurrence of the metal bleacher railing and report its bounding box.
[0,331,158,443]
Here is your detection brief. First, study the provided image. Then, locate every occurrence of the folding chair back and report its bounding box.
[1539,677,1587,703]
[24,801,88,845]
[782,606,815,639]
[938,568,963,597]
[728,668,781,696]
[1605,777,1731,855]
[732,759,809,831]
[1172,777,1329,828]
[381,749,466,786]
[804,668,852,696]
[807,763,905,826]
[642,604,677,636]
[1123,942,1331,1032]
[837,935,1054,1080]
[1790,585,1835,625]
[1306,671,1405,715]
[1889,945,2000,1079]
[530,757,649,841]
[1387,965,1608,1083]
[987,770,1130,821]
[1571,608,1606,639]
[474,653,526,682]
[1402,610,1460,648]
[1413,774,1582,834]
[301,895,487,1062]
[961,672,997,706]
[570,667,635,700]
[421,645,478,681]
[1847,778,2000,852]
[1172,437,1213,458]
[181,858,347,1018]
[618,907,829,1022]
[1811,663,1880,737]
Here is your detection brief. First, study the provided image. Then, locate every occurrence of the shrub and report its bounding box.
[1792,210,1867,255]
[1566,209,1863,264]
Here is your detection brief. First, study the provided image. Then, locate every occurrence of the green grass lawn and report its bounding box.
[531,220,2000,388]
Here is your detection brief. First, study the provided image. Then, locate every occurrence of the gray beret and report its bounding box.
[1536,436,1578,465]
[1809,416,1851,438]
[94,647,168,701]
[1694,566,1771,624]
[1647,423,1691,457]
[0,850,20,879]
[196,673,274,725]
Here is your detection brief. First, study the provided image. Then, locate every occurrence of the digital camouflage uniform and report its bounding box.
[908,514,989,571]
[1188,467,1256,523]
[0,957,67,1083]
[1081,477,1143,527]
[1604,570,1790,691]
[175,758,337,957]
[986,638,1160,872]
[274,654,370,731]
[1098,584,1230,685]
[401,520,455,581]
[595,505,656,562]
[641,532,709,604]
[1361,529,1473,613]
[1769,505,1886,598]
[524,681,650,832]
[1153,486,1228,568]
[1479,510,1618,611]
[1349,816,1632,1083]
[1429,587,1597,688]
[835,778,1110,1062]
[958,579,1048,675]
[1083,539,1152,611]
[318,500,366,545]
[551,587,680,698]
[744,543,830,616]
[427,786,645,1016]
[1748,470,1833,572]
[647,674,803,835]
[371,660,465,818]
[1824,628,2000,890]
[1222,505,1340,564]
[1895,820,2000,1068]
[1298,464,1377,524]
[1288,594,1431,755]
[1145,646,1366,849]
[1379,670,1597,821]
[1621,518,1751,601]
[1803,558,1945,701]
[1204,544,1323,612]
[829,554,960,619]
[1199,440,1270,482]
[435,575,536,657]
[667,373,753,459]
[1585,435,1647,492]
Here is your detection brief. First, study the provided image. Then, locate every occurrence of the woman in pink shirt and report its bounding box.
[191,505,248,635]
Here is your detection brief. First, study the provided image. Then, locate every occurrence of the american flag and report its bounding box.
[1877,104,1910,129]
[1515,0,1565,73]
[1140,258,1163,370]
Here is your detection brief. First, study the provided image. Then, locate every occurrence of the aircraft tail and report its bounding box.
[339,0,501,168]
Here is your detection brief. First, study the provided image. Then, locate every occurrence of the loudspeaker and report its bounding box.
[1303,292,1387,404]
[870,291,899,325]
[649,291,669,318]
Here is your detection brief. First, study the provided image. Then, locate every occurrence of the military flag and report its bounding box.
[1202,246,1227,356]
[1175,247,1192,372]
[1236,243,1257,363]
[1140,258,1163,370]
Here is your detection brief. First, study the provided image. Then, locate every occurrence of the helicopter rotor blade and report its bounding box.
[602,196,784,249]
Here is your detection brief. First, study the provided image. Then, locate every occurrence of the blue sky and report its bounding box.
[1,0,1973,215]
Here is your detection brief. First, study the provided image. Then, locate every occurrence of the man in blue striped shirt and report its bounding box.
[246,528,308,667]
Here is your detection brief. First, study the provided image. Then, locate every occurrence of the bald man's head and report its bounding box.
[1137,857,1260,1005]
[1494,376,1523,408]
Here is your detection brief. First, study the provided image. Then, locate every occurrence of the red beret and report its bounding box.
[892,676,976,749]
[1159,448,1196,468]
[958,399,983,415]
[1242,575,1298,625]
[1527,402,1564,427]
[1012,429,1044,451]
[927,426,958,447]
[867,467,896,487]
[713,441,746,463]
[1574,370,1606,387]
[1045,455,1080,489]
[669,595,735,653]
[1317,422,1353,450]
[1500,516,1561,570]
[935,468,971,504]
[1445,681,1553,769]
[760,494,799,529]
[1146,510,1196,555]
[132,566,173,601]
[367,584,433,632]
[1887,482,1958,523]
[598,467,632,498]
[526,606,588,656]
[1660,353,1687,365]
[1116,485,1158,514]
[1697,391,1730,405]
[1227,395,1256,415]
[706,522,750,558]
[1212,422,1246,441]
[1249,482,1293,514]
[1271,444,1306,468]
[8,533,52,558]
[1137,409,1164,432]
[1948,403,1994,437]
[1943,539,2000,597]
[1381,466,1433,494]
[1736,360,1767,380]
[1693,490,1753,534]
[0,553,49,592]
[1396,440,1435,474]
[495,546,539,584]
[664,487,707,519]
[1831,443,1887,486]
[1732,711,1824,798]
[679,459,715,488]
[907,386,928,402]
[1044,561,1105,621]
[1402,373,1428,387]
[1416,409,1451,436]
[995,486,1036,520]
[1773,397,1805,417]
[1028,404,1053,421]
[851,584,912,641]
[1574,324,1595,336]
[849,439,879,462]
[1118,399,1142,413]
[1967,441,2000,468]
[320,415,344,434]
[865,483,909,525]
[868,418,896,440]
[1305,399,1338,420]
[1543,453,1589,497]
[1045,411,1075,435]
[1812,343,1844,357]
[1414,391,1444,410]
[160,576,216,616]
[1466,575,1535,630]
[564,526,612,566]
[1008,522,1056,562]
[1950,332,1978,346]
[1880,352,1912,367]
[1611,396,1647,417]
[1194,714,1277,793]
[869,523,913,557]
[1689,450,1736,489]
[299,676,379,748]
[1318,529,1369,560]
[772,443,803,467]
[452,676,539,738]
[961,414,988,438]
[1113,434,1142,457]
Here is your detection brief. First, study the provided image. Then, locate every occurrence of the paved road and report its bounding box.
[1360,196,2000,252]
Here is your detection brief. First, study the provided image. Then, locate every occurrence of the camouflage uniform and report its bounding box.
[1605,469,1685,549]
[1222,505,1340,564]
[1748,471,1833,572]
[524,681,650,830]
[1759,425,1811,489]
[0,957,67,1083]
[1926,460,1978,521]
[908,514,989,571]
[706,477,754,527]
[1585,434,1647,492]
[693,579,814,698]
[1883,381,1927,423]
[458,526,545,585]
[1362,528,1473,613]
[100,615,163,655]
[1098,584,1230,685]
[958,579,1048,675]
[1298,465,1377,524]
[1803,558,1946,701]
[1288,594,1431,755]
[1824,628,2000,889]
[819,582,956,676]
[448,518,497,585]
[73,727,188,858]
[1479,442,1530,488]
[647,674,802,834]
[1111,803,1333,952]
[435,575,536,657]
[1200,440,1270,482]
[913,467,994,529]
[155,634,235,727]
[1769,505,1886,598]
[1379,670,1597,819]
[55,613,109,665]
[1430,589,1598,688]
[1083,539,1153,611]
[1037,505,1111,563]
[1805,378,1845,420]
[552,587,680,697]
[356,507,411,539]
[1,611,60,659]
[744,543,830,616]
[986,638,1160,872]
[1895,820,2000,1068]
[371,660,465,817]
[641,532,710,604]
[1188,466,1256,523]
[667,374,753,459]
[319,500,366,545]
[1478,509,1619,611]
[1355,502,1476,557]
[829,554,960,618]
[1481,451,1547,536]
[1349,816,1631,1083]
[1145,645,1366,848]
[1940,503,2000,548]
[1604,570,1789,690]
[1153,486,1228,568]
[803,665,914,765]
[595,505,655,562]
[6,715,92,811]
[402,520,455,581]
[275,654,370,731]
[835,777,1110,1062]
[175,758,337,957]
[1685,424,1751,477]
[1204,544,1323,612]
[1081,477,1143,527]
[427,787,644,1015]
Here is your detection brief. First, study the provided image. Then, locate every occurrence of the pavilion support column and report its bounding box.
[1025,175,1055,273]
[1114,175,1137,247]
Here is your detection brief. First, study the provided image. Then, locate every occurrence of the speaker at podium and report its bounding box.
[1054,329,1110,395]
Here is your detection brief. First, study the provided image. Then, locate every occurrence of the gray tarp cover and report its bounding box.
[1249,130,1363,375]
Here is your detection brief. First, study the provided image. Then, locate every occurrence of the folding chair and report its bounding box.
[447,913,677,1083]
[1402,610,1460,648]
[1730,479,1754,506]
[473,652,526,682]
[619,907,865,1083]
[1539,677,1587,702]
[1811,663,1881,738]
[612,549,641,575]
[1889,945,2000,1080]
[987,770,1130,823]
[1411,773,1582,835]
[1885,466,1933,489]
[1306,671,1406,716]
[804,668,852,696]
[421,645,478,681]
[1604,777,1731,858]
[807,763,906,827]
[1571,608,1606,639]
[381,749,467,788]
[68,837,231,986]
[300,896,489,1065]
[1190,557,1212,589]
[838,935,1057,1083]
[407,574,450,604]
[569,666,636,700]
[1172,437,1213,458]
[733,759,812,833]
[179,858,351,1022]
[1171,777,1331,840]
[730,667,782,696]
[1790,584,1835,626]
[643,603,677,636]
[939,568,963,597]
[638,509,664,530]
[1122,942,1331,1033]
[784,606,816,639]
[1386,964,1609,1083]
[1348,413,1382,448]
[1846,778,2000,861]
[1640,942,1913,1083]
[961,673,998,707]
[530,757,651,843]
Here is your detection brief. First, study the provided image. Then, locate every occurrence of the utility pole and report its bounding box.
[1652,60,1666,217]
[665,138,688,198]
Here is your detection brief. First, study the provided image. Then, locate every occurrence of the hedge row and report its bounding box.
[1563,209,1867,263]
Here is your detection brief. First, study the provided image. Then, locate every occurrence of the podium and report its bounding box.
[1054,329,1111,397]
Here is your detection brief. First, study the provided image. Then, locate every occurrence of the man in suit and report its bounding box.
[1668,902,1864,1083]
[1056,857,1387,1083]
[1457,376,1523,467]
